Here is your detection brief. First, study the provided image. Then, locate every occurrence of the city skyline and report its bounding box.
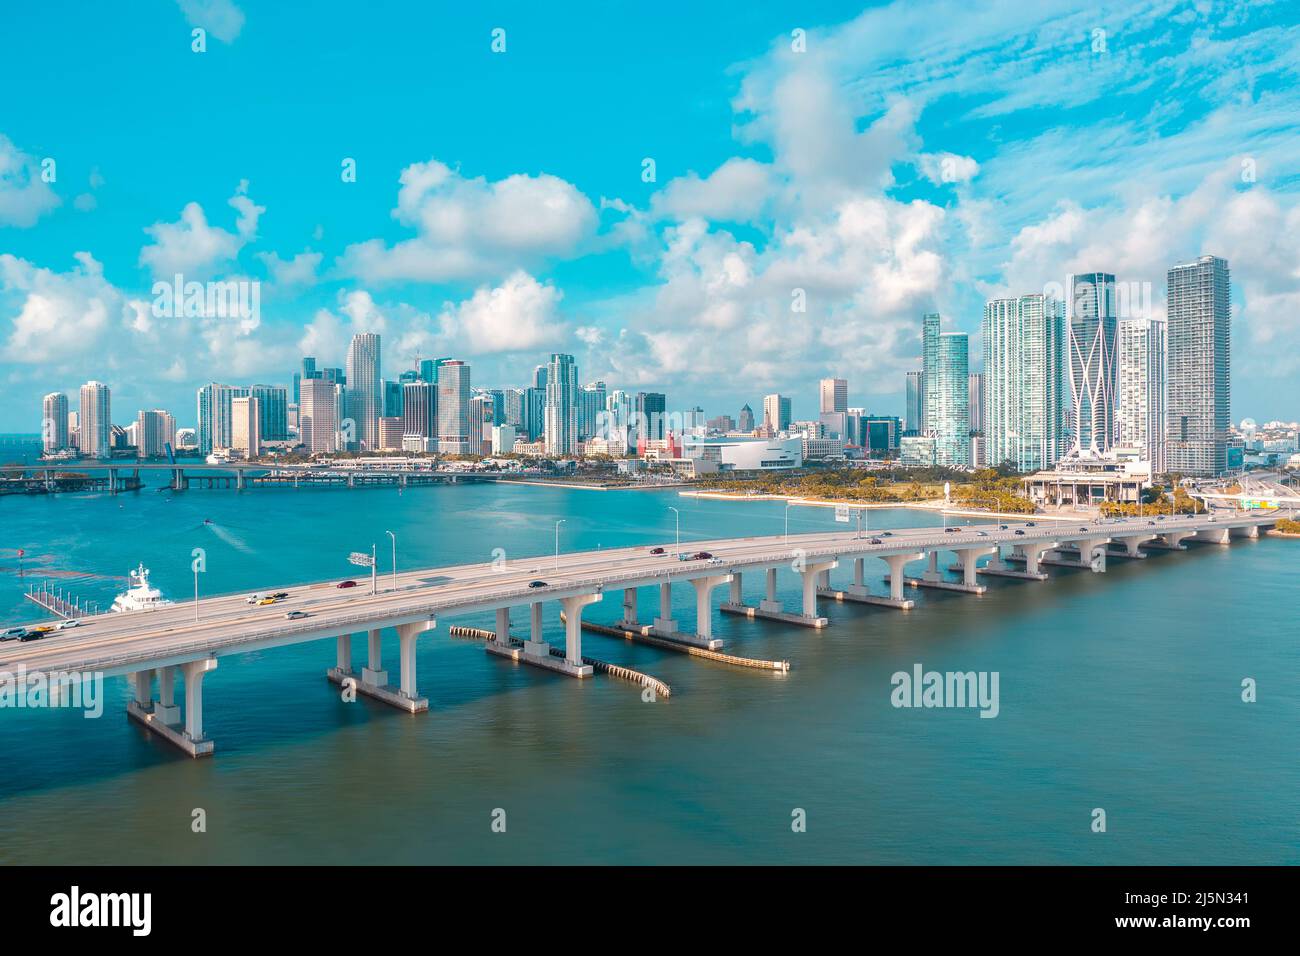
[2,2,1300,431]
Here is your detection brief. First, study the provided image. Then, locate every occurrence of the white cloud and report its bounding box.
[0,253,123,363]
[139,183,264,281]
[918,152,979,186]
[337,159,597,283]
[257,250,321,287]
[437,271,565,354]
[652,158,774,222]
[176,0,245,44]
[0,134,60,227]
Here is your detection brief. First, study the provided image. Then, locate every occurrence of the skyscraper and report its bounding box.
[78,381,112,459]
[1167,255,1231,477]
[635,392,667,444]
[968,373,985,435]
[544,353,579,455]
[921,315,970,466]
[579,381,607,442]
[42,392,68,453]
[345,332,381,450]
[249,384,288,442]
[299,378,339,454]
[436,360,471,454]
[819,377,848,414]
[401,381,433,447]
[983,294,1068,472]
[1067,272,1119,454]
[135,409,175,458]
[1117,317,1167,474]
[737,404,755,432]
[196,383,249,455]
[230,396,261,458]
[905,371,924,434]
[763,393,791,432]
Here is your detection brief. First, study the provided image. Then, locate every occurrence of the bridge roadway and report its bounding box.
[0,510,1284,756]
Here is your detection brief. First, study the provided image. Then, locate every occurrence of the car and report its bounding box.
[1,627,27,641]
[1147,521,1156,526]
[977,531,990,537]
[284,610,308,620]
[271,591,289,599]
[1157,516,1166,521]
[1026,522,1036,527]
[707,557,724,566]
[881,531,893,537]
[1079,527,1089,532]
[650,547,665,555]
[692,551,713,560]
[1207,516,1217,522]
[528,580,548,588]
[944,527,958,533]
[245,594,263,604]
[336,580,358,589]
[57,619,81,630]
[1014,529,1026,536]
[999,524,1009,530]
[869,537,883,544]
[258,597,279,606]
[32,624,56,634]
[18,630,47,642]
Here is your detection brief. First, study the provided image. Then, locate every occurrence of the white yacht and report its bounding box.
[111,564,175,613]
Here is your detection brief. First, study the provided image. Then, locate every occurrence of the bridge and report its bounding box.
[0,461,499,493]
[0,510,1287,756]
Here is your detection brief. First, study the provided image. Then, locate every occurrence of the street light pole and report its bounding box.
[385,530,397,590]
[193,566,199,623]
[554,519,566,572]
[669,506,680,550]
[785,502,792,544]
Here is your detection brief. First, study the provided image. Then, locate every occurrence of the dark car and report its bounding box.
[18,630,46,642]
[869,537,883,544]
[692,551,713,560]
[1147,521,1156,526]
[944,527,958,533]
[1026,522,1036,527]
[528,580,548,588]
[650,547,665,555]
[337,580,358,589]
[1014,529,1026,536]
[881,531,893,537]
[1079,527,1089,532]
[999,524,1009,530]
[271,591,289,599]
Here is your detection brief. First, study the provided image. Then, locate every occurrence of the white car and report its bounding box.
[245,594,263,604]
[57,619,82,630]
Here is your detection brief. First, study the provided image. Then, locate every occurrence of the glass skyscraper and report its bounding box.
[1117,317,1167,474]
[921,314,969,467]
[1067,272,1118,454]
[983,294,1067,472]
[544,353,579,455]
[1166,256,1230,477]
[345,332,382,451]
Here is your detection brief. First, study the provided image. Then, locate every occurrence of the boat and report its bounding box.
[111,564,175,613]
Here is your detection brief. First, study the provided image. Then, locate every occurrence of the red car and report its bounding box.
[336,580,358,589]
[650,547,666,555]
[692,551,713,560]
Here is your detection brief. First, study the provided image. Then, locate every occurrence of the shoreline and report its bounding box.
[678,489,1090,522]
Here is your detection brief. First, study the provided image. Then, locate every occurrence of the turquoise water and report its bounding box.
[1,454,1297,864]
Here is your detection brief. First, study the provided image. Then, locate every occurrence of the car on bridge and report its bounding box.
[257,597,279,606]
[18,630,48,642]
[245,594,264,604]
[1,627,28,641]
[869,537,883,544]
[1014,529,1026,536]
[271,591,289,599]
[284,610,308,620]
[57,619,82,630]
[692,551,714,560]
[650,547,666,555]
[528,580,548,588]
[336,580,358,589]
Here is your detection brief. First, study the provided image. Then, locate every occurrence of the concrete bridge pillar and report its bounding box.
[529,601,544,648]
[620,587,638,626]
[235,470,245,491]
[495,607,511,644]
[729,571,743,605]
[882,553,921,601]
[1159,531,1190,550]
[921,550,942,583]
[396,621,433,702]
[852,558,865,589]
[336,634,352,673]
[1117,534,1154,556]
[1230,524,1260,539]
[108,467,118,495]
[155,666,180,725]
[132,668,154,711]
[363,629,387,688]
[1196,527,1231,545]
[799,560,837,619]
[954,547,995,586]
[760,567,781,612]
[653,581,677,636]
[560,593,603,670]
[691,574,733,641]
[181,658,218,744]
[1023,542,1058,575]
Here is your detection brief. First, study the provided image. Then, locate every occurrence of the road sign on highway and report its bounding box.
[348,551,375,567]
[835,505,850,523]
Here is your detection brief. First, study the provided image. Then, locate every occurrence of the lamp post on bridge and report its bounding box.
[669,506,680,551]
[554,519,566,572]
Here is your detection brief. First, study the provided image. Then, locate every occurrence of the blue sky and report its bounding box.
[2,0,1298,431]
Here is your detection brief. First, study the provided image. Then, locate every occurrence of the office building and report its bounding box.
[905,370,924,434]
[42,392,69,453]
[299,378,339,454]
[436,360,472,454]
[921,314,970,466]
[820,377,848,414]
[544,353,580,455]
[968,372,984,435]
[230,396,261,458]
[77,381,111,459]
[249,384,288,442]
[635,392,667,444]
[983,294,1068,472]
[738,404,755,433]
[763,393,792,432]
[345,332,382,450]
[135,409,175,459]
